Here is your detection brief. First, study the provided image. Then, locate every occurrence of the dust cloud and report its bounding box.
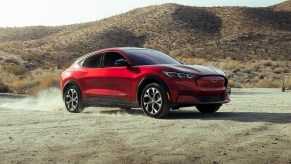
[0,88,136,115]
[0,88,65,111]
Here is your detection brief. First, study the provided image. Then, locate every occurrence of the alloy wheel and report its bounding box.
[65,88,79,112]
[143,87,162,114]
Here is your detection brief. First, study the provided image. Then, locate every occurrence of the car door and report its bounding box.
[98,51,133,103]
[78,53,103,99]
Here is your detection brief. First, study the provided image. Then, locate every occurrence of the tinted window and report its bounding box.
[124,49,181,65]
[78,59,84,66]
[103,52,126,67]
[83,54,102,68]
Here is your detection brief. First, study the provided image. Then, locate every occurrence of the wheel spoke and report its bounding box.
[144,102,150,110]
[69,89,73,96]
[154,102,161,108]
[65,88,79,111]
[144,91,150,98]
[66,94,71,99]
[73,97,78,102]
[146,90,152,98]
[150,88,154,98]
[143,87,163,115]
[155,96,161,102]
[152,88,157,97]
[152,103,158,114]
[66,100,72,104]
[71,104,76,110]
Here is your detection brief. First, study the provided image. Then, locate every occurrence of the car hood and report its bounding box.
[143,64,225,76]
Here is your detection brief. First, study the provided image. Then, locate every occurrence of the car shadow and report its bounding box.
[167,111,291,124]
[99,109,291,124]
[97,108,145,116]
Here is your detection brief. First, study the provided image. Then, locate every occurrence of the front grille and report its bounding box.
[197,95,224,102]
[196,76,225,88]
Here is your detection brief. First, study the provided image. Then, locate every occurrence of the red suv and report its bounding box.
[61,47,230,118]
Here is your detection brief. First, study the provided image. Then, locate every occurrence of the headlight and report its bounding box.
[162,71,196,79]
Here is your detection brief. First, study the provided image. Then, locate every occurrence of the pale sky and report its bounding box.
[0,0,286,27]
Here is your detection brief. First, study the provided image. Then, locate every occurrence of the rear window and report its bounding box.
[82,54,102,68]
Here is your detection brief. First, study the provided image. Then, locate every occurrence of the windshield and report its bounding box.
[124,49,181,66]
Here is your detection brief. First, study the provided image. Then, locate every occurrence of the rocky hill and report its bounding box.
[0,26,62,43]
[272,0,291,12]
[0,2,290,92]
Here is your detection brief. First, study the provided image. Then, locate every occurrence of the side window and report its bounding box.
[78,59,85,66]
[103,52,126,68]
[83,54,102,68]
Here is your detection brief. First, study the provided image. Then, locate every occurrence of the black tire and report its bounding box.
[196,105,221,113]
[64,85,85,113]
[141,83,170,118]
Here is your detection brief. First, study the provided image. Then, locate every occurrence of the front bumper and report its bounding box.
[172,87,231,107]
[165,77,231,107]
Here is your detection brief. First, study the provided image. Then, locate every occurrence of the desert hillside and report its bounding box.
[0,2,290,93]
[272,0,291,11]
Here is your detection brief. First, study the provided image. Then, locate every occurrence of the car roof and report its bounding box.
[76,47,150,61]
[118,47,147,51]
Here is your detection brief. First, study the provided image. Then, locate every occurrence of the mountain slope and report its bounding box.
[0,3,290,92]
[0,3,290,69]
[0,26,62,43]
[271,0,291,12]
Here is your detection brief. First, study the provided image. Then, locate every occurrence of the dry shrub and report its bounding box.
[244,63,260,73]
[228,79,242,88]
[258,73,265,79]
[282,68,289,73]
[252,76,260,83]
[0,81,9,92]
[273,68,285,74]
[0,66,18,91]
[4,57,19,63]
[281,76,291,90]
[262,60,273,67]
[0,65,61,94]
[32,72,60,94]
[232,68,240,73]
[286,78,291,89]
[10,78,36,94]
[6,64,28,75]
[20,51,42,63]
[257,77,281,88]
[7,71,60,94]
[241,83,253,88]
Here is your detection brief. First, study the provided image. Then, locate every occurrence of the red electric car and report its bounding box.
[60,47,230,118]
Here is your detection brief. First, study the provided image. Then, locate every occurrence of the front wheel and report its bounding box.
[141,83,170,118]
[64,85,85,113]
[196,105,221,113]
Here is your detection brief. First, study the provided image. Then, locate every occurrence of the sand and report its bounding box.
[0,88,290,163]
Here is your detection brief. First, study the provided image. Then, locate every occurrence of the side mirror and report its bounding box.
[115,59,130,67]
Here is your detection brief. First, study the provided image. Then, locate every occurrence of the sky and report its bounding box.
[0,0,286,27]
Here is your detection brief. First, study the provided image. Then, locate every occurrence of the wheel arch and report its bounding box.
[63,80,83,100]
[137,75,169,106]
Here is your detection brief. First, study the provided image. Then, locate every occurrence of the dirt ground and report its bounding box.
[0,88,290,164]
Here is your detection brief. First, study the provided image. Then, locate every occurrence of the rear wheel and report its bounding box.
[64,85,84,113]
[196,105,221,113]
[141,83,170,118]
